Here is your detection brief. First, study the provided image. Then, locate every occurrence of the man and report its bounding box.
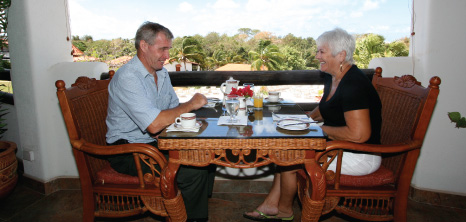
[106,21,214,222]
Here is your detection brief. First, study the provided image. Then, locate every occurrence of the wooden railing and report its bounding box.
[102,69,375,87]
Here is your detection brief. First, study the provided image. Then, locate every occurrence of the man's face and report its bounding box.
[142,32,172,72]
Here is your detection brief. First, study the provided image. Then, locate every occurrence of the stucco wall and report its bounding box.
[370,0,466,195]
[409,0,466,195]
[8,0,108,181]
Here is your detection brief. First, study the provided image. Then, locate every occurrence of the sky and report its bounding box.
[68,0,413,42]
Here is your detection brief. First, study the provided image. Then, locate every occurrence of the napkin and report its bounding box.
[166,123,200,132]
[272,114,311,122]
[217,116,248,126]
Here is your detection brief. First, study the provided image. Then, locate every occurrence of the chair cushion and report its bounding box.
[96,164,140,185]
[327,166,395,187]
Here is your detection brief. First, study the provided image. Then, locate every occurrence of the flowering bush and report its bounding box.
[228,85,254,98]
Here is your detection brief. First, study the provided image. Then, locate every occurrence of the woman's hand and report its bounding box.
[308,106,324,122]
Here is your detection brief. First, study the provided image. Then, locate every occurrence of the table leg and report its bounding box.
[300,158,326,222]
[161,153,187,221]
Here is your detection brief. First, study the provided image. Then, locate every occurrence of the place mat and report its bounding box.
[217,116,248,126]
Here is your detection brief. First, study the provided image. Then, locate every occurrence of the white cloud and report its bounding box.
[351,11,363,18]
[212,0,240,9]
[178,2,193,13]
[69,0,152,40]
[362,0,385,11]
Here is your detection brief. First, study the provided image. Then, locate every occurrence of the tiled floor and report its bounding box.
[1,179,466,222]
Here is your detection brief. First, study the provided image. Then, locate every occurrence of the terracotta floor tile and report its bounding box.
[2,183,466,222]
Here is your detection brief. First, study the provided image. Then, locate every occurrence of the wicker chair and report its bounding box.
[55,71,186,221]
[297,67,441,222]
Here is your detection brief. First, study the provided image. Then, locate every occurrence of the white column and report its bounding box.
[8,0,107,182]
[409,0,466,195]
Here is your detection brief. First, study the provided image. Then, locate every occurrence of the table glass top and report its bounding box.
[159,102,326,139]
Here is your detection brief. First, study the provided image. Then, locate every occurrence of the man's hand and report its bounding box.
[188,93,208,110]
[147,93,207,134]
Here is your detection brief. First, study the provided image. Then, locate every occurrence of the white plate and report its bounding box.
[277,119,310,130]
[265,97,283,103]
[174,121,202,130]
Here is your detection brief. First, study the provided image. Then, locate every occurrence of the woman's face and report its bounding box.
[315,43,341,75]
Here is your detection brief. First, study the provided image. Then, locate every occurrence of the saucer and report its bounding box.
[265,97,283,103]
[174,121,202,130]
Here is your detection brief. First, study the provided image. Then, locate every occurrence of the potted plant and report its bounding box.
[0,140,17,199]
[0,0,17,198]
[0,84,17,198]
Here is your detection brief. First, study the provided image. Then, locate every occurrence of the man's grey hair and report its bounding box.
[135,21,174,50]
[316,28,355,63]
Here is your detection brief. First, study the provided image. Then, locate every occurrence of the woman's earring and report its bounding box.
[340,63,343,72]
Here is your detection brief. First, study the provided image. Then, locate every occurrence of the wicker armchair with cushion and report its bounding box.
[55,71,185,222]
[298,67,441,222]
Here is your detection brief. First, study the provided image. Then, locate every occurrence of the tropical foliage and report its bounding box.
[72,36,136,62]
[0,0,11,70]
[169,36,205,70]
[249,40,284,71]
[73,28,409,71]
[448,112,466,128]
[0,0,9,50]
[0,0,10,139]
[354,34,409,68]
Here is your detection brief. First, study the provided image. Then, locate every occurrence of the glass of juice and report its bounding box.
[253,95,263,110]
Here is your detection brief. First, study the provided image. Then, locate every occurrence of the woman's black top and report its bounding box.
[319,65,382,144]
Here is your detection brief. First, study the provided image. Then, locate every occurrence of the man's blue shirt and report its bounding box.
[106,56,179,144]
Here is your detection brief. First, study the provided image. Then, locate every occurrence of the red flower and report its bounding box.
[229,86,254,98]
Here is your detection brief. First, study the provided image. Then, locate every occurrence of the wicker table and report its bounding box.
[158,103,327,221]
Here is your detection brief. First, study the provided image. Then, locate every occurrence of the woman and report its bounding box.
[243,28,382,221]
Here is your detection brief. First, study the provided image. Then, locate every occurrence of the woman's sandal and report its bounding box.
[243,209,294,221]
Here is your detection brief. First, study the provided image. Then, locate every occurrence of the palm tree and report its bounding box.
[206,50,227,70]
[248,40,284,71]
[169,36,204,70]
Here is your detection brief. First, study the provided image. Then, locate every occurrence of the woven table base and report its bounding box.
[301,194,325,222]
[163,191,187,222]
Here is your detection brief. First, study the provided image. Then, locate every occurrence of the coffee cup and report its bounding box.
[175,113,196,128]
[268,91,280,102]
